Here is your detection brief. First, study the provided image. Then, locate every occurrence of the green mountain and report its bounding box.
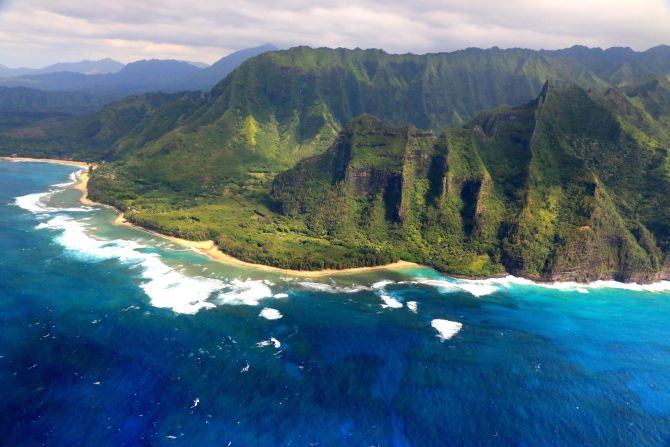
[271,81,670,281]
[84,79,670,281]
[4,45,670,281]
[78,47,669,203]
[57,47,636,193]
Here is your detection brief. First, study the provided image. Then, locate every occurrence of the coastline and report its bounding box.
[1,156,90,168]
[64,163,420,277]
[111,214,419,277]
[5,157,669,285]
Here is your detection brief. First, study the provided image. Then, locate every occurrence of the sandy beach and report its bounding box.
[2,156,419,276]
[34,158,419,277]
[72,170,99,206]
[111,213,419,277]
[1,156,90,168]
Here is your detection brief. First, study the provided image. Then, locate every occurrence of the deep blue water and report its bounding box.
[2,160,670,446]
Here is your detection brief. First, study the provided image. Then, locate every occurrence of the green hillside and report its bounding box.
[0,91,205,160]
[86,79,670,281]
[4,46,670,281]
[270,82,670,281]
[64,47,668,198]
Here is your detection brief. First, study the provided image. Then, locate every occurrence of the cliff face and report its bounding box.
[273,82,670,281]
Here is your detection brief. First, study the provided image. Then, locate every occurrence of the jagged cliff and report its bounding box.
[54,46,670,280]
[273,82,670,281]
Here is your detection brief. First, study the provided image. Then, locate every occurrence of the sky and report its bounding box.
[0,0,669,68]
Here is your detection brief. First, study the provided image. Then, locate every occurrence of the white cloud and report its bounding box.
[0,0,669,67]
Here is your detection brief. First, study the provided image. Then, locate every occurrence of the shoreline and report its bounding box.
[1,156,90,168]
[111,214,419,277]
[14,157,668,285]
[67,164,421,277]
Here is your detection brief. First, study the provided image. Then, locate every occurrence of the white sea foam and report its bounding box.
[297,281,370,294]
[257,337,281,348]
[371,280,394,290]
[452,275,670,295]
[259,308,283,320]
[405,278,497,297]
[216,279,274,306]
[431,319,463,341]
[35,215,277,314]
[391,273,670,298]
[406,301,418,313]
[15,190,91,214]
[15,192,56,213]
[273,293,289,299]
[380,294,403,309]
[14,170,92,215]
[52,171,81,188]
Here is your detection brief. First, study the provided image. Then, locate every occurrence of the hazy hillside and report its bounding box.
[169,44,278,91]
[0,60,203,95]
[0,86,122,133]
[0,58,124,77]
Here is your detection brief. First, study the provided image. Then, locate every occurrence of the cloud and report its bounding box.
[0,0,669,67]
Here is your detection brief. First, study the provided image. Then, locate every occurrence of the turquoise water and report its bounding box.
[2,160,670,446]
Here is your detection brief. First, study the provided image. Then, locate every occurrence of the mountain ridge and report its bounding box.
[3,45,670,281]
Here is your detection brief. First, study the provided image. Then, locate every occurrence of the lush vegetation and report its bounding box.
[271,83,670,281]
[5,46,670,280]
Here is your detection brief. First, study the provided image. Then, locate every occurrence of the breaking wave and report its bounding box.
[35,215,276,314]
[369,275,670,299]
[14,171,91,214]
[259,308,283,320]
[431,319,463,341]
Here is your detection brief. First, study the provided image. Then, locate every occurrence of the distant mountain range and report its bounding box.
[0,58,125,77]
[0,44,277,95]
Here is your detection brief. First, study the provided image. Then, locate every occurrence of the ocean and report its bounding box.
[2,160,670,446]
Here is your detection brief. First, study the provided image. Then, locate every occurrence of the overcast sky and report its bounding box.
[1,0,669,68]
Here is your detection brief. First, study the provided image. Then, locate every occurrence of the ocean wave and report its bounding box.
[36,215,276,314]
[296,281,371,294]
[257,337,281,348]
[377,274,670,298]
[15,192,57,213]
[259,308,283,320]
[52,171,80,188]
[431,319,463,341]
[14,184,91,214]
[400,278,498,297]
[380,294,403,309]
[406,301,418,313]
[216,279,274,306]
[452,275,670,295]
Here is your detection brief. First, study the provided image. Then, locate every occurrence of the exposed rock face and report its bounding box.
[272,82,670,282]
